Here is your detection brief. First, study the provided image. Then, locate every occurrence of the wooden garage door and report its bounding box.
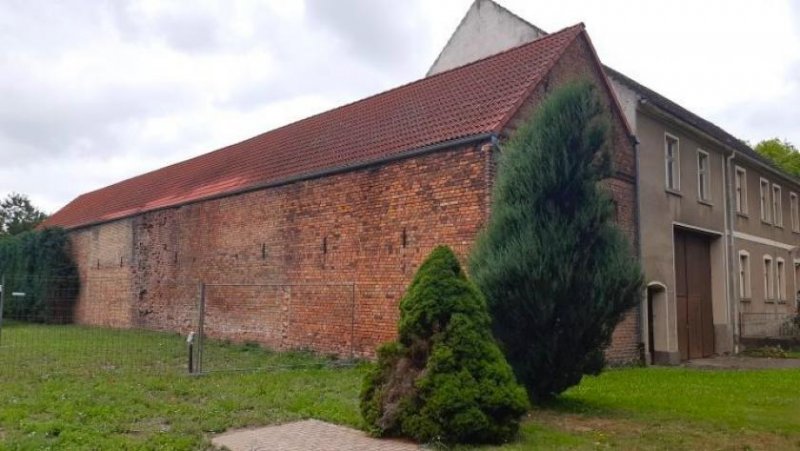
[674,229,715,360]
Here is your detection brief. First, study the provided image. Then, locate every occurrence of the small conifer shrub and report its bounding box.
[360,246,528,444]
[469,81,643,403]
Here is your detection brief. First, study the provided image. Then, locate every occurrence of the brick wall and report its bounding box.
[70,144,492,357]
[66,35,642,362]
[70,220,136,327]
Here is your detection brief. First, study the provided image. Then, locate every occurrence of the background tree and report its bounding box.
[469,81,643,404]
[0,227,78,322]
[0,193,48,237]
[754,138,800,177]
[361,246,528,444]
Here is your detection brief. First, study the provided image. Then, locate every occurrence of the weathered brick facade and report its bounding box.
[70,144,493,357]
[66,31,642,363]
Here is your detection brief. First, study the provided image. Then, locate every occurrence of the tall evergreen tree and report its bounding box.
[361,246,528,444]
[469,81,643,403]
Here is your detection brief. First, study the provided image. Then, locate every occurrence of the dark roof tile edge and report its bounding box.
[604,66,800,184]
[57,132,496,231]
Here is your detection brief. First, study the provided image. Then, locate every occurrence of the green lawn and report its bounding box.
[1,324,799,450]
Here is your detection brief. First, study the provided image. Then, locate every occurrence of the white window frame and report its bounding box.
[697,149,710,202]
[764,255,774,301]
[665,133,680,191]
[773,184,783,227]
[735,166,747,214]
[791,192,799,232]
[777,257,786,301]
[760,178,771,223]
[738,250,751,299]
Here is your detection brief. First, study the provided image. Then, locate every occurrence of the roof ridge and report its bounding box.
[70,23,586,200]
[428,21,580,78]
[423,22,583,81]
[491,24,584,131]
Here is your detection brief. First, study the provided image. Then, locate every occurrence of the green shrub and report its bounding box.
[0,227,78,322]
[469,81,643,404]
[360,246,528,444]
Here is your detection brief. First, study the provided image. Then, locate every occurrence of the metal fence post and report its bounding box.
[196,282,206,374]
[0,275,5,347]
[738,311,743,341]
[187,332,195,374]
[350,283,355,360]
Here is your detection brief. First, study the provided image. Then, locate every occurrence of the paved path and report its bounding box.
[685,356,800,370]
[211,419,419,451]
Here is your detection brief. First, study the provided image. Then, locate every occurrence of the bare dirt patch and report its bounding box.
[529,410,800,450]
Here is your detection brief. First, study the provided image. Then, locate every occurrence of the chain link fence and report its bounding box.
[739,312,800,339]
[193,282,358,373]
[0,273,408,377]
[0,275,191,376]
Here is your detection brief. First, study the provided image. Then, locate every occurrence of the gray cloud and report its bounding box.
[0,1,109,55]
[107,0,227,53]
[0,0,436,212]
[305,0,430,70]
[714,90,800,145]
[0,76,198,161]
[0,0,797,215]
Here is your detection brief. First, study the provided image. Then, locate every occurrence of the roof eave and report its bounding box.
[51,132,497,232]
[637,99,800,187]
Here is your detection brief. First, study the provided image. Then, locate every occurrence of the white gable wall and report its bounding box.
[427,0,546,76]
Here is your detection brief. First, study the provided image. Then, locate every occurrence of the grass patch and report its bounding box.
[1,324,799,449]
[0,323,366,449]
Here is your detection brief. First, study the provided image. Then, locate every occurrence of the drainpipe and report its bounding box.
[725,152,739,353]
[487,133,503,219]
[490,133,503,152]
[632,135,649,365]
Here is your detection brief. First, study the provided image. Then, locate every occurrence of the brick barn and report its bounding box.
[42,24,642,362]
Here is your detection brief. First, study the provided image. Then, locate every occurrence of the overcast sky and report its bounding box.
[1,0,798,213]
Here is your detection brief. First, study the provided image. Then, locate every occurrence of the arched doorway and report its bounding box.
[646,282,667,363]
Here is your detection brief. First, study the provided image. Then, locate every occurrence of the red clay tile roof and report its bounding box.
[43,24,584,230]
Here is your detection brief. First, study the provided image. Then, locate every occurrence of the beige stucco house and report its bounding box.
[432,0,800,364]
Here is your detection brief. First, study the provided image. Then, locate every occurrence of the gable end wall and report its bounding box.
[501,33,641,363]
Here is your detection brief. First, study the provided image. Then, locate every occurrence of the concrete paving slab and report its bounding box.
[684,356,800,370]
[211,419,420,451]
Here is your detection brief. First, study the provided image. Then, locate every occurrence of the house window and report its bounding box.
[760,178,771,223]
[738,251,751,299]
[773,184,783,227]
[777,258,786,301]
[791,192,799,232]
[697,150,710,201]
[764,255,774,301]
[665,134,680,191]
[735,166,747,214]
